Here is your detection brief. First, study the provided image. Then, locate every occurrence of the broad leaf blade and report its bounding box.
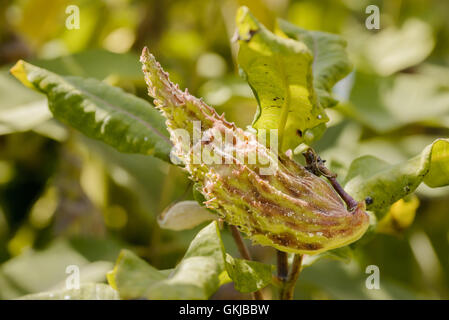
[342,71,449,133]
[0,50,144,136]
[344,139,449,214]
[31,49,143,80]
[10,60,172,162]
[107,249,168,299]
[302,246,354,269]
[353,19,434,76]
[423,139,449,187]
[18,283,119,300]
[236,6,328,151]
[158,201,216,231]
[277,19,352,109]
[377,195,420,235]
[224,254,273,293]
[108,222,226,300]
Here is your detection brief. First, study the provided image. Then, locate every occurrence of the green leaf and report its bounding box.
[235,6,328,151]
[344,139,449,214]
[0,70,51,135]
[0,240,113,299]
[302,246,354,269]
[30,49,143,80]
[108,221,226,300]
[348,19,434,76]
[0,50,144,136]
[277,19,352,109]
[297,258,420,299]
[107,250,168,299]
[224,254,273,293]
[10,60,172,162]
[342,71,449,133]
[377,195,420,235]
[18,283,119,300]
[158,200,216,231]
[108,220,276,298]
[423,139,449,187]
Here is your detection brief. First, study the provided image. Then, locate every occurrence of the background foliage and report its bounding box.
[0,0,449,299]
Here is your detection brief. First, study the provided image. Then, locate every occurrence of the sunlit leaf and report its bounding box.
[0,240,112,298]
[277,19,352,109]
[302,246,354,269]
[0,70,51,135]
[236,6,328,151]
[108,222,226,299]
[342,71,449,132]
[297,258,419,299]
[10,60,172,161]
[377,195,420,235]
[108,220,276,297]
[31,49,143,80]
[107,250,167,299]
[354,19,434,76]
[18,283,119,300]
[224,253,273,293]
[0,50,145,136]
[344,139,449,214]
[0,99,50,135]
[158,200,216,231]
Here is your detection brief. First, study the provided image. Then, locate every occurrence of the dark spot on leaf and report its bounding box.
[243,29,259,42]
[231,32,240,42]
[365,196,373,205]
[296,129,302,137]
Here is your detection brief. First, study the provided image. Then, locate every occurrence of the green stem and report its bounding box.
[281,254,303,300]
[303,148,358,211]
[229,225,264,300]
[277,250,289,299]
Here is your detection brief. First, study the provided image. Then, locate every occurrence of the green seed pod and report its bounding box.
[141,48,369,254]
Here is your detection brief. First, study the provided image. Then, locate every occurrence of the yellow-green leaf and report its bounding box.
[17,283,119,300]
[107,222,225,300]
[224,253,273,293]
[10,60,172,162]
[344,139,449,214]
[236,6,328,151]
[377,195,420,235]
[276,19,352,109]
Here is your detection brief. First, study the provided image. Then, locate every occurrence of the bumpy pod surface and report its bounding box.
[141,48,369,254]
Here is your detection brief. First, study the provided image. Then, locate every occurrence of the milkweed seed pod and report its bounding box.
[141,48,369,254]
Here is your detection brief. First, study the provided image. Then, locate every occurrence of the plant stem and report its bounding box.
[229,225,264,300]
[327,176,358,211]
[229,225,252,261]
[281,254,303,300]
[303,148,358,211]
[277,250,289,299]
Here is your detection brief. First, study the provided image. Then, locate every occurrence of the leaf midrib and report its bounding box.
[36,69,171,145]
[276,53,291,150]
[71,79,171,144]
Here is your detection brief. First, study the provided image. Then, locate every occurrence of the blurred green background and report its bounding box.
[0,0,448,299]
